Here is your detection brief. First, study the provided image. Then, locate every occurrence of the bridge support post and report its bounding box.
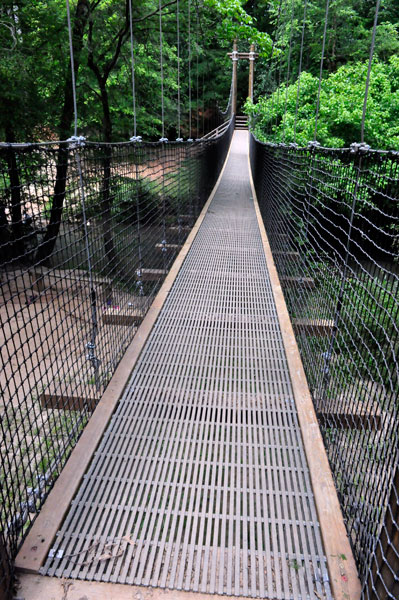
[228,43,258,116]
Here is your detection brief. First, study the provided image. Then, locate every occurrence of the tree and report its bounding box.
[246,57,399,150]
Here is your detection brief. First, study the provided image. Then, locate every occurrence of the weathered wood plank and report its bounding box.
[293,318,334,336]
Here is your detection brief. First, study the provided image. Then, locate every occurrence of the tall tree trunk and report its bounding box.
[36,0,90,265]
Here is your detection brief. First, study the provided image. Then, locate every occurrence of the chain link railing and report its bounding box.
[0,118,234,595]
[250,133,399,600]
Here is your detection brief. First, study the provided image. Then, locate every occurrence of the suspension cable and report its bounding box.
[128,0,137,138]
[282,0,295,142]
[314,0,330,141]
[65,0,99,386]
[188,0,192,139]
[159,0,165,139]
[361,0,381,144]
[176,0,181,139]
[275,0,287,135]
[196,2,200,137]
[268,0,283,69]
[269,0,283,137]
[66,0,78,137]
[293,0,308,143]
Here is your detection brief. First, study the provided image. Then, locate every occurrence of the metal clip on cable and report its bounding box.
[130,136,142,143]
[67,135,86,148]
[307,140,321,151]
[86,341,101,370]
[159,137,169,143]
[350,142,371,154]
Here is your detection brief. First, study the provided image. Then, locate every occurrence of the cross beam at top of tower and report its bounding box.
[227,50,259,61]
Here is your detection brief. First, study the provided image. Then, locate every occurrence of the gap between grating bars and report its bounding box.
[42,131,332,600]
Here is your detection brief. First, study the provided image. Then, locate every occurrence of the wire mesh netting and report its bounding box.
[0,118,233,592]
[250,134,398,600]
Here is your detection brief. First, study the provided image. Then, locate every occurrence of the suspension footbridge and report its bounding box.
[1,1,398,600]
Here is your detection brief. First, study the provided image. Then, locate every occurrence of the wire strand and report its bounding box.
[196,3,200,137]
[128,0,137,138]
[269,0,284,137]
[294,0,308,143]
[159,0,165,139]
[188,0,192,138]
[66,0,78,137]
[361,0,381,144]
[176,0,181,138]
[314,0,330,141]
[282,0,295,142]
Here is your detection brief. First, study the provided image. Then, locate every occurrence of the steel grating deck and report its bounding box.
[42,131,332,599]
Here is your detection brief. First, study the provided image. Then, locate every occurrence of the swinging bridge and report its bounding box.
[1,2,398,600]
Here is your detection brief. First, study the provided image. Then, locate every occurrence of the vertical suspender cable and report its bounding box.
[129,0,143,292]
[159,0,165,139]
[293,0,308,143]
[269,0,283,67]
[361,0,381,144]
[65,0,99,387]
[314,0,330,141]
[176,0,181,139]
[282,0,295,142]
[269,0,283,137]
[128,0,137,138]
[158,0,167,266]
[196,3,200,136]
[188,0,192,139]
[66,0,78,137]
[275,0,287,135]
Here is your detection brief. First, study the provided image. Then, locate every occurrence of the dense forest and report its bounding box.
[0,0,269,143]
[246,0,399,149]
[1,1,398,148]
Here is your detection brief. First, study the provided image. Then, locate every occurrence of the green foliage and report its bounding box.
[1,0,272,143]
[246,57,399,149]
[339,276,399,385]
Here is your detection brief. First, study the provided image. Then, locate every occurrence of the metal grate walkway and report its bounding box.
[42,131,332,599]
